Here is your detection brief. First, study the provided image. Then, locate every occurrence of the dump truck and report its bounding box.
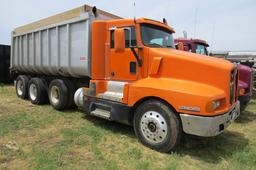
[175,38,253,111]
[11,5,240,152]
[0,45,12,83]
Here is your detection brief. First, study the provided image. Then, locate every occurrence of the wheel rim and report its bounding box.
[140,111,168,144]
[29,83,37,101]
[17,80,24,96]
[50,86,60,105]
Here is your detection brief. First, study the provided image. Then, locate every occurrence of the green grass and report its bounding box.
[0,85,256,169]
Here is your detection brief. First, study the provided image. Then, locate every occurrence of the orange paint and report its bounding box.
[91,18,236,117]
[149,57,162,76]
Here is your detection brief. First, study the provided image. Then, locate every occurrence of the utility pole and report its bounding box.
[194,8,198,38]
[211,22,215,51]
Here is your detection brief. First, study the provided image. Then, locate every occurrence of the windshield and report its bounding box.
[140,24,174,48]
[195,44,208,55]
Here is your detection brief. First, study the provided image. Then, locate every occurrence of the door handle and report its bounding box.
[111,71,115,77]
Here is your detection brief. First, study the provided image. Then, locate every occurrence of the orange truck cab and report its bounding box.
[75,17,240,152]
[11,6,240,152]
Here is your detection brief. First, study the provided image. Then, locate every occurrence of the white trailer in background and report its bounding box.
[211,51,256,67]
[211,51,256,90]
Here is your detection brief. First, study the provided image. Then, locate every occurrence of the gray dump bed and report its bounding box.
[11,5,121,78]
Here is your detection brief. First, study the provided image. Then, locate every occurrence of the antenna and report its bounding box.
[211,22,215,51]
[163,18,168,25]
[194,8,198,38]
[92,6,98,17]
[133,1,136,18]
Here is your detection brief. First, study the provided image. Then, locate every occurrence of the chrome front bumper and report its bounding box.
[180,101,240,137]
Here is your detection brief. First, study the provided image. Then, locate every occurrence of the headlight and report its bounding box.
[206,100,221,112]
[212,100,221,110]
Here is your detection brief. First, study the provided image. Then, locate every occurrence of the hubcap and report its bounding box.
[29,83,37,101]
[140,111,168,144]
[17,80,24,96]
[50,86,59,104]
[148,122,157,132]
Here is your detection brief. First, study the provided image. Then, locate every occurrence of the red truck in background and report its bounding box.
[175,38,253,111]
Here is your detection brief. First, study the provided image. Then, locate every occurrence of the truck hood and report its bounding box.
[150,48,233,70]
[237,64,253,95]
[148,48,234,93]
[238,64,253,84]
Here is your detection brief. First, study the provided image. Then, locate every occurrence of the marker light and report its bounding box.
[239,88,245,96]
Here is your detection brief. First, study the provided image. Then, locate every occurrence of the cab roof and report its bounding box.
[175,38,209,47]
[102,18,175,33]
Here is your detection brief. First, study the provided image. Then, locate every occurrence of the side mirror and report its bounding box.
[114,28,125,52]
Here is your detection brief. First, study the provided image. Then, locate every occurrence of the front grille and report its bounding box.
[230,67,238,104]
[249,70,253,94]
[253,69,256,89]
[235,69,239,100]
[230,70,234,104]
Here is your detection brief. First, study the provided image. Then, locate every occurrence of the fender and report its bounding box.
[127,77,227,116]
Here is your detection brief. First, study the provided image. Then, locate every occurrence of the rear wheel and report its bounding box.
[15,75,29,99]
[28,78,47,105]
[133,100,181,153]
[48,79,68,110]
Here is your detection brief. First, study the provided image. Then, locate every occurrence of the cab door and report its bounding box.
[108,27,138,81]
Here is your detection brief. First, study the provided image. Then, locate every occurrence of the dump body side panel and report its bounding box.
[11,14,92,78]
[11,5,122,78]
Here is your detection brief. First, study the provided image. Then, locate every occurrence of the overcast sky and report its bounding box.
[0,0,255,51]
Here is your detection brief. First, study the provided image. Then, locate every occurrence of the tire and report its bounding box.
[133,100,182,153]
[28,78,47,105]
[48,79,68,110]
[15,75,29,99]
[63,79,76,108]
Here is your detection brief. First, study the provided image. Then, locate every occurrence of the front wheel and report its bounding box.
[133,100,181,153]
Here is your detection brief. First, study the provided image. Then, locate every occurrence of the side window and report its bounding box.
[110,30,115,48]
[125,27,137,47]
[196,45,205,54]
[110,27,137,49]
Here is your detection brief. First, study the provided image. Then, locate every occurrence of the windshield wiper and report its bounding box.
[146,43,163,48]
[166,45,174,48]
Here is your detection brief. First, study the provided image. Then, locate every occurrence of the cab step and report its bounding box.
[90,108,111,120]
[98,81,127,102]
[85,98,132,125]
